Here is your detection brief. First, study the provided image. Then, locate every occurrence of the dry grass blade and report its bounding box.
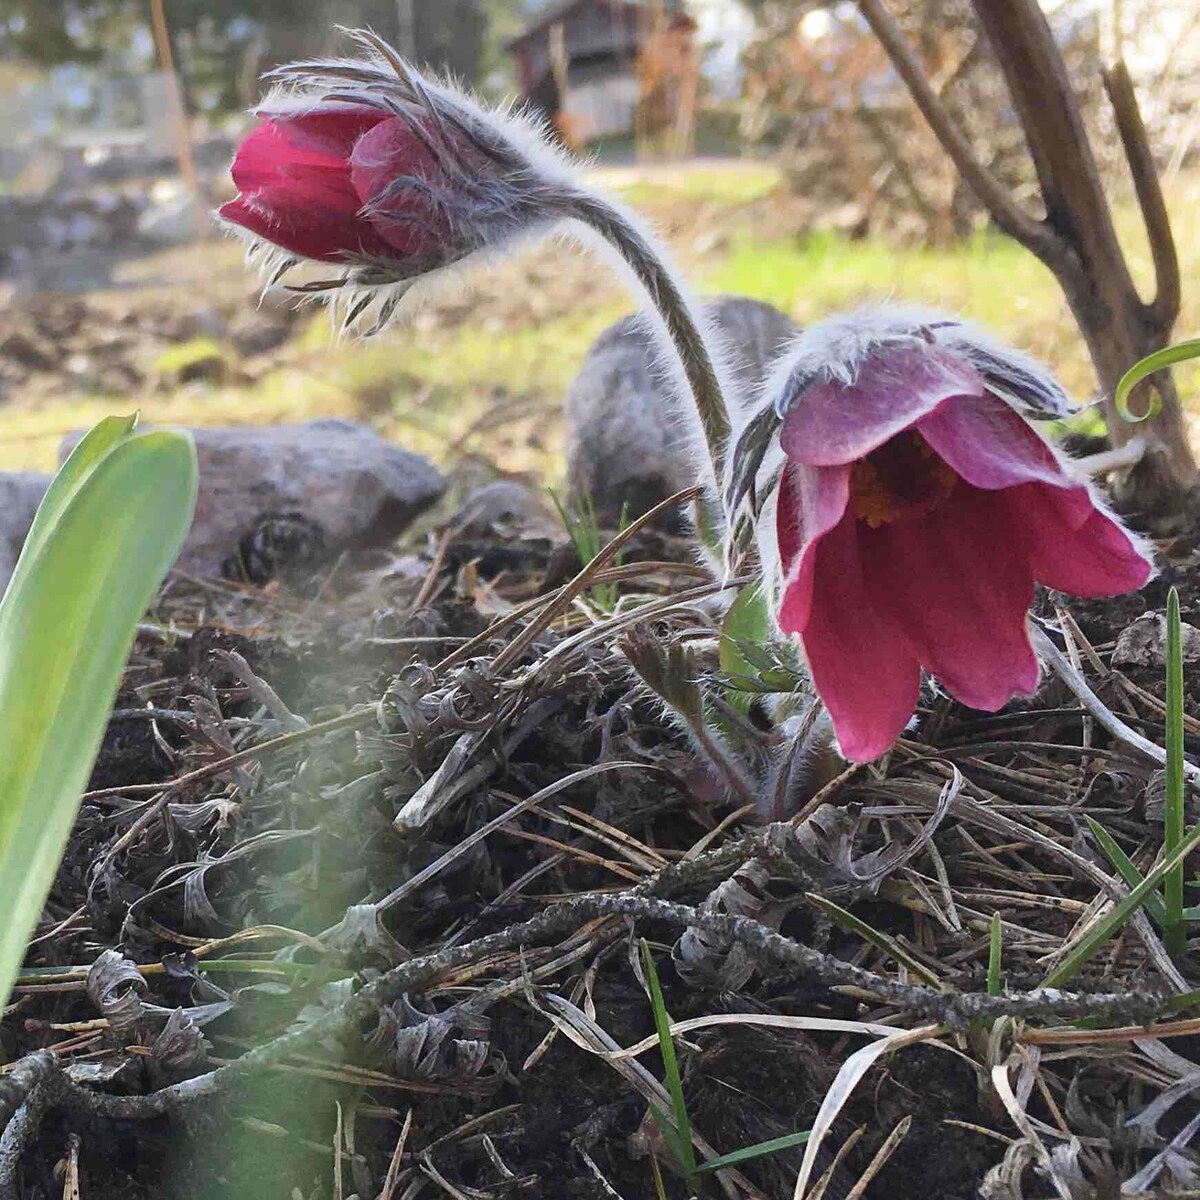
[490,485,703,673]
[378,761,665,911]
[611,1013,904,1060]
[792,1024,943,1200]
[990,1056,1073,1200]
[844,1115,912,1200]
[527,990,748,1198]
[379,1108,414,1200]
[1031,624,1200,785]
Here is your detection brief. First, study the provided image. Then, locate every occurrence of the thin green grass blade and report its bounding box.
[987,911,1003,996]
[1086,816,1168,928]
[1043,815,1200,987]
[639,939,696,1180]
[696,1129,812,1173]
[1165,587,1187,955]
[807,893,942,987]
[648,1148,669,1200]
[1114,339,1200,421]
[0,426,197,1006]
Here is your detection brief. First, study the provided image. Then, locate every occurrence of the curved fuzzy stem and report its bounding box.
[566,190,732,494]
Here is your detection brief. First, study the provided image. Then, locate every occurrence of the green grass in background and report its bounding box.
[3,163,1199,479]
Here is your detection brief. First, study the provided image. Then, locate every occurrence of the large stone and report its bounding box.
[564,296,798,523]
[60,419,444,578]
[0,472,52,588]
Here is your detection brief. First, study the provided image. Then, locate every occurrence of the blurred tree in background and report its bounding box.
[0,0,503,112]
[737,0,1113,242]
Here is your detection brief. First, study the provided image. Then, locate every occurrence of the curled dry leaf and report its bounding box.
[323,903,411,965]
[146,1007,209,1085]
[367,995,500,1091]
[674,857,790,990]
[87,949,150,1038]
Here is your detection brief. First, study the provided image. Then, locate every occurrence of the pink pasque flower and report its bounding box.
[218,29,570,326]
[219,104,451,265]
[758,311,1153,763]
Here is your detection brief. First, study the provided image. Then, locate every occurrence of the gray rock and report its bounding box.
[1113,611,1200,668]
[564,296,798,523]
[0,472,52,589]
[60,419,443,578]
[451,481,559,540]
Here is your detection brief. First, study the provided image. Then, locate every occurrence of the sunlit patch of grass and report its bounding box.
[600,160,783,209]
[3,164,1199,476]
[702,229,1099,391]
[0,306,619,478]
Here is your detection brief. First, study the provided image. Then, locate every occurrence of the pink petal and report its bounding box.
[1007,482,1154,597]
[776,461,851,634]
[231,112,382,193]
[224,112,400,261]
[858,484,1040,711]
[780,344,983,467]
[265,105,388,158]
[915,392,1067,489]
[218,190,396,262]
[800,513,922,762]
[350,117,447,258]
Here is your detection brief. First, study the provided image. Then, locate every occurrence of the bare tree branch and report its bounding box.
[1103,59,1182,330]
[855,0,1061,262]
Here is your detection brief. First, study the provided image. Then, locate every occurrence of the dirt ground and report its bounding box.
[3,497,1198,1199]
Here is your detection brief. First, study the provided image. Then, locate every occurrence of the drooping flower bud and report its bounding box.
[219,28,575,331]
[731,307,1154,763]
[221,28,734,527]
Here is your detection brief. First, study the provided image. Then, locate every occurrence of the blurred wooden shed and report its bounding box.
[506,0,696,147]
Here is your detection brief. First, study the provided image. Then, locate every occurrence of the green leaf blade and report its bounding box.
[0,427,197,1006]
[1164,587,1187,955]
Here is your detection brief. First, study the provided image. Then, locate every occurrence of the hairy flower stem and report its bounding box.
[568,190,731,540]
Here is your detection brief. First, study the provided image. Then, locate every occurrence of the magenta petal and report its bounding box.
[231,114,380,193]
[224,112,403,261]
[859,485,1040,711]
[800,513,921,762]
[264,106,388,158]
[780,344,983,467]
[218,189,396,262]
[777,461,851,635]
[350,117,447,257]
[916,392,1066,489]
[1009,482,1154,597]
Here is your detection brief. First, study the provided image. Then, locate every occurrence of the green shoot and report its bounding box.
[1043,815,1200,987]
[1164,587,1188,955]
[807,893,942,987]
[548,489,627,612]
[987,911,1003,997]
[639,938,697,1183]
[1114,339,1200,422]
[0,416,197,1007]
[1086,816,1167,928]
[695,1130,812,1173]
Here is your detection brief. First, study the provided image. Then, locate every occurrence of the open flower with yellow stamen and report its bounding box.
[728,308,1154,763]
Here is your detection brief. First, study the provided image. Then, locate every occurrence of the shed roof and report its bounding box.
[504,0,693,54]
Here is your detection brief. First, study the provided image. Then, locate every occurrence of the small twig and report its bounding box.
[1103,60,1181,329]
[0,889,1176,1183]
[855,0,1059,261]
[1074,434,1147,477]
[1031,623,1200,785]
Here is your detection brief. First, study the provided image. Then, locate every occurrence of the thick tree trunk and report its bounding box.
[970,0,1196,520]
[1057,270,1194,521]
